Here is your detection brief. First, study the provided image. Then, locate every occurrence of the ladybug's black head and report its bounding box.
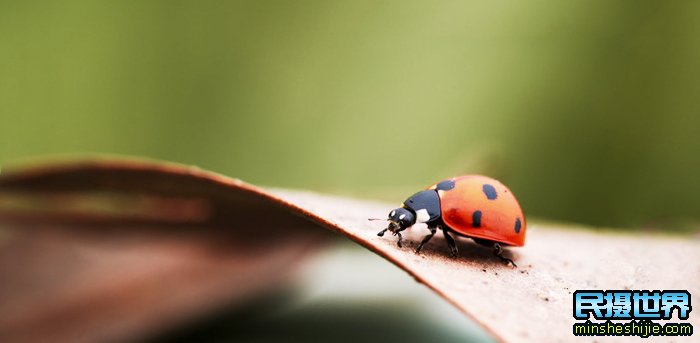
[387,207,415,232]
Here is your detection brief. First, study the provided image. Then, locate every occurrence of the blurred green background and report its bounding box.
[2,1,699,229]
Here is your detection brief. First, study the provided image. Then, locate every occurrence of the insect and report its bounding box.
[374,175,525,266]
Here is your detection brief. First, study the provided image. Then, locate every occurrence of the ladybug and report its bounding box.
[375,175,525,266]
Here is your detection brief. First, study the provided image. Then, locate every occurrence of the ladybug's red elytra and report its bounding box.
[376,175,526,266]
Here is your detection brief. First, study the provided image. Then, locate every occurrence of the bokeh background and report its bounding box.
[2,0,700,229]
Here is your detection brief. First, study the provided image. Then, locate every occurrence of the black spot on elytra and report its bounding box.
[472,210,482,228]
[514,218,522,233]
[482,184,497,200]
[435,179,456,191]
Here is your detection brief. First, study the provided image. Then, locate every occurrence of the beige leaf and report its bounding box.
[0,158,697,342]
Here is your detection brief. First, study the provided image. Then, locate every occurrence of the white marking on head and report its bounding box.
[390,210,395,217]
[399,214,406,220]
[437,190,445,197]
[415,209,430,223]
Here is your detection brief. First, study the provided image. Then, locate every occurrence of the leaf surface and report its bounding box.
[0,159,697,342]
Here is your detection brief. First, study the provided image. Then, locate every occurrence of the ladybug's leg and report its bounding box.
[394,228,406,247]
[376,228,388,237]
[415,225,437,254]
[493,243,517,267]
[442,227,458,258]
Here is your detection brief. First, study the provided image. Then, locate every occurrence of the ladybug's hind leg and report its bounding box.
[442,227,458,258]
[493,243,517,268]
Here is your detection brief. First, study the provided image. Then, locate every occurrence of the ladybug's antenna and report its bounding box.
[367,218,387,221]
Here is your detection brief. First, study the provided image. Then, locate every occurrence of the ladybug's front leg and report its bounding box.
[393,228,406,247]
[377,228,403,247]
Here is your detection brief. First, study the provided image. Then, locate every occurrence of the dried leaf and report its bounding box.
[0,159,698,342]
